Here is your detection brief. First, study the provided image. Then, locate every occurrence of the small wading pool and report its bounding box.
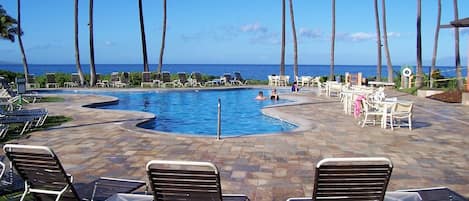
[45,88,297,136]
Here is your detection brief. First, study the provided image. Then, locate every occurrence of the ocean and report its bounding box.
[0,64,465,81]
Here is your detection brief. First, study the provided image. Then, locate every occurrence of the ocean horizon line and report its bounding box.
[1,63,463,68]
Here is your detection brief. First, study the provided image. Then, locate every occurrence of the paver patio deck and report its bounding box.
[3,87,469,201]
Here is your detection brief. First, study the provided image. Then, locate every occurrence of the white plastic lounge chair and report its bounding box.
[0,115,37,135]
[46,73,58,88]
[189,72,204,87]
[141,72,160,87]
[26,74,40,89]
[65,73,80,88]
[3,144,146,201]
[398,187,468,201]
[1,108,48,127]
[0,124,8,139]
[1,155,26,196]
[146,160,250,201]
[220,73,234,86]
[173,72,190,87]
[287,157,393,201]
[233,72,247,85]
[0,161,4,180]
[160,71,174,88]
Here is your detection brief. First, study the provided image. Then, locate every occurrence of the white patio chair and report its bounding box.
[361,98,384,127]
[390,102,413,130]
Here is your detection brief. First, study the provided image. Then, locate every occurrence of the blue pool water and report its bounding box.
[52,88,296,136]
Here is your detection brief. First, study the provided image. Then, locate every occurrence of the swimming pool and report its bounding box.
[51,88,296,136]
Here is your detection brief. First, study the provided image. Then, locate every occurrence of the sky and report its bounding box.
[0,0,468,66]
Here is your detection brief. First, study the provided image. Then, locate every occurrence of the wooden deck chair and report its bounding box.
[287,157,393,201]
[146,160,250,201]
[3,144,146,201]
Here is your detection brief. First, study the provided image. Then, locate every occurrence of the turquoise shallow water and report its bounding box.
[49,88,297,136]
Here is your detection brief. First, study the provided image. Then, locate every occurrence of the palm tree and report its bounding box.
[373,0,382,81]
[138,0,149,72]
[89,0,97,86]
[157,0,167,73]
[289,0,298,80]
[453,0,463,90]
[74,0,85,86]
[0,5,18,42]
[280,0,286,76]
[430,0,441,88]
[329,0,335,81]
[381,0,393,82]
[416,0,423,88]
[17,0,29,79]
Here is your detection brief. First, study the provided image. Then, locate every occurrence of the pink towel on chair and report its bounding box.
[354,95,366,118]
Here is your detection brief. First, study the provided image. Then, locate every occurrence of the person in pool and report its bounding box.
[270,89,279,100]
[255,91,267,100]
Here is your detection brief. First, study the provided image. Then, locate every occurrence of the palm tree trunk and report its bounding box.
[157,0,167,73]
[89,0,96,86]
[381,0,393,82]
[430,0,441,88]
[280,0,286,76]
[416,0,423,88]
[373,0,382,81]
[329,0,335,81]
[289,0,298,80]
[74,0,85,86]
[17,0,29,80]
[139,0,149,72]
[453,0,463,90]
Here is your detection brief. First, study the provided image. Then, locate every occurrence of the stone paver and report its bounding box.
[4,88,469,201]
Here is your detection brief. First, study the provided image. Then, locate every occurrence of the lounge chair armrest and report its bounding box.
[222,194,251,201]
[285,197,313,201]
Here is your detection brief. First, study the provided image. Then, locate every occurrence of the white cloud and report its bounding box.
[240,22,268,33]
[299,28,322,39]
[250,32,280,45]
[104,41,115,46]
[387,32,401,37]
[349,32,376,41]
[336,31,401,42]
